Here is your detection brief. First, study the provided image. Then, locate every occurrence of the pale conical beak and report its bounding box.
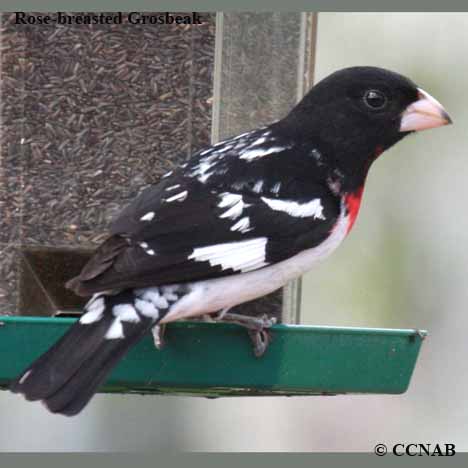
[399,88,452,132]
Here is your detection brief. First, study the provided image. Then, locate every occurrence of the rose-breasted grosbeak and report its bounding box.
[10,66,451,415]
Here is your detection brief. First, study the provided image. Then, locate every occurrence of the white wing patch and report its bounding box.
[250,136,267,147]
[253,180,264,193]
[218,193,250,220]
[271,182,281,195]
[189,238,267,273]
[165,191,188,203]
[231,216,252,233]
[140,212,155,221]
[218,193,242,208]
[239,146,285,161]
[261,197,326,220]
[139,242,156,256]
[191,154,218,183]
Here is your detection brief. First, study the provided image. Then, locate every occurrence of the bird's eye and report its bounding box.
[363,89,388,110]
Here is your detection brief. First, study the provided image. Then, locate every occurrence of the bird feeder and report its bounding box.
[0,12,425,398]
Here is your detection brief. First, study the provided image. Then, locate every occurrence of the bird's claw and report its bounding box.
[211,311,277,358]
[248,328,271,358]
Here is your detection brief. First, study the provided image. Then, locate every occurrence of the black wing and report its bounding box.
[67,127,341,296]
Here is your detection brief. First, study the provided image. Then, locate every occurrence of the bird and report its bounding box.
[10,66,452,416]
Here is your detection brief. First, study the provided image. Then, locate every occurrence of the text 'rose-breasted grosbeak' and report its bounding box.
[10,66,452,415]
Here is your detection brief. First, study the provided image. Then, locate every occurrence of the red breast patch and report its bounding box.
[344,186,364,234]
[375,145,384,158]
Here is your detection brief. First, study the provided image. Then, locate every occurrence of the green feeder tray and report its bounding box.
[0,316,426,397]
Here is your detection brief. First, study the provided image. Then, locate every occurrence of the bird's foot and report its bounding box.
[211,311,277,358]
[151,323,166,350]
[151,311,277,357]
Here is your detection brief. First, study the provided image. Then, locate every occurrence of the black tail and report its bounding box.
[10,287,176,416]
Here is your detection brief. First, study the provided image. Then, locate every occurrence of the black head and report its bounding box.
[279,66,451,189]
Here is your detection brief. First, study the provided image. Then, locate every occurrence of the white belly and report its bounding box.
[161,209,350,323]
